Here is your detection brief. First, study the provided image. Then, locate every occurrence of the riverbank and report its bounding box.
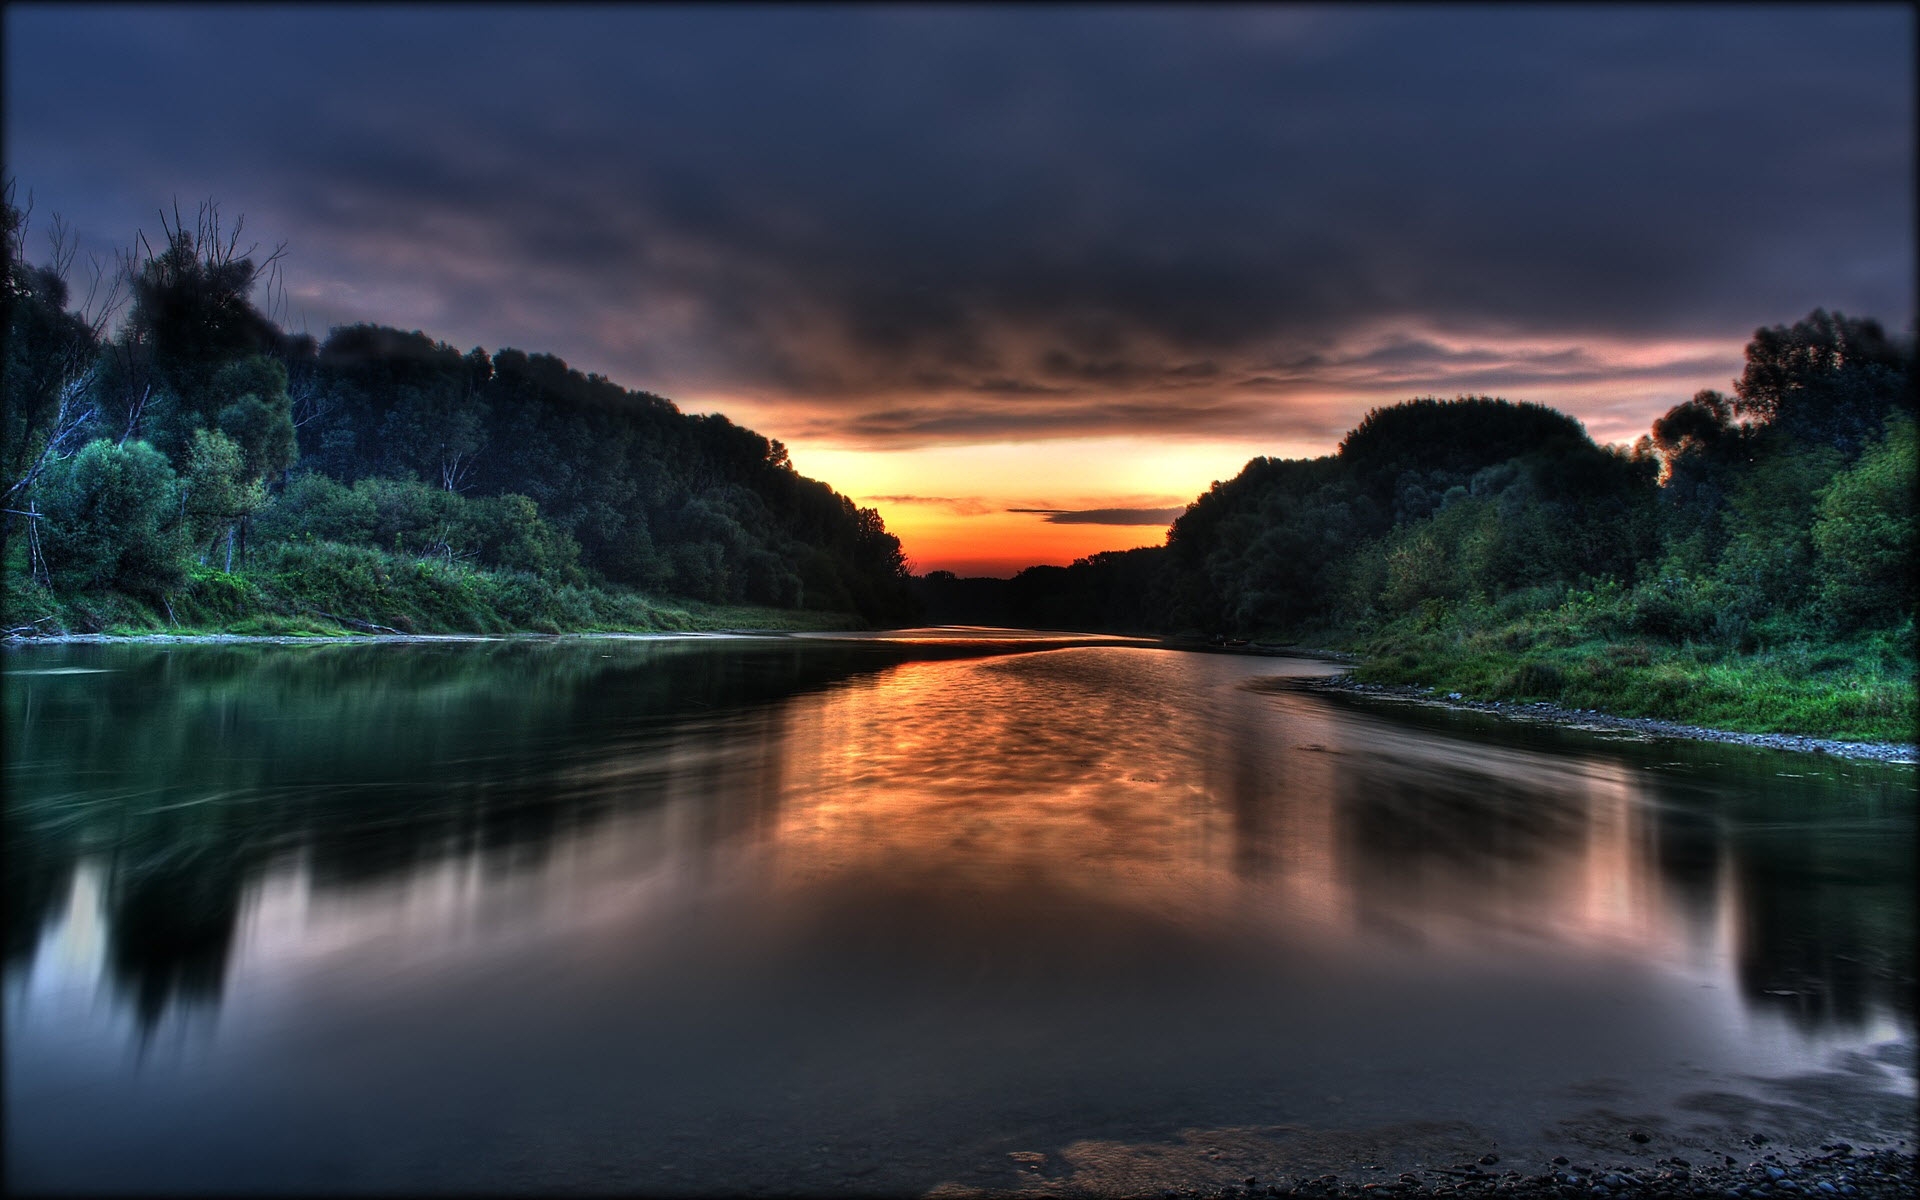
[1130,1146,1916,1199]
[936,1099,1917,1199]
[0,572,856,645]
[2,628,839,647]
[1152,617,1913,747]
[1335,612,1913,745]
[1299,675,1917,763]
[3,547,870,642]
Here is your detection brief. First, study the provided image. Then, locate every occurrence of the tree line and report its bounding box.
[4,193,917,628]
[917,309,1915,651]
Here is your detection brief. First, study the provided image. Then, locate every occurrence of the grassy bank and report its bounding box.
[1337,591,1914,743]
[3,540,863,639]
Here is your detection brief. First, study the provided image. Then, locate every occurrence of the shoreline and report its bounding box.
[8,629,1912,763]
[940,1098,1917,1198]
[1,629,812,647]
[1298,673,1917,764]
[9,634,1912,1196]
[1120,1146,1916,1199]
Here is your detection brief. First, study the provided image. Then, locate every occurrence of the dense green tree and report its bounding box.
[205,357,297,480]
[1643,389,1752,573]
[1733,309,1914,456]
[1337,396,1592,493]
[253,473,582,579]
[37,439,187,594]
[181,428,264,568]
[1714,437,1844,620]
[1139,397,1661,638]
[1812,417,1916,630]
[905,319,1912,653]
[123,203,282,431]
[373,368,487,491]
[9,196,924,625]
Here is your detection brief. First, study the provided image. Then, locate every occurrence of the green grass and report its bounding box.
[1349,603,1915,742]
[4,540,864,639]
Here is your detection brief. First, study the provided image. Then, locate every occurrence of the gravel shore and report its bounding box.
[1160,1146,1915,1199]
[1300,676,1916,764]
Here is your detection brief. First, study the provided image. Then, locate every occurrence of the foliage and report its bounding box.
[917,317,1914,738]
[123,202,283,421]
[4,204,103,503]
[4,192,914,630]
[5,181,1911,737]
[253,473,584,580]
[1712,436,1843,619]
[1812,417,1917,629]
[36,439,188,595]
[1732,309,1914,456]
[293,326,910,619]
[1350,596,1914,743]
[205,356,298,481]
[182,429,265,558]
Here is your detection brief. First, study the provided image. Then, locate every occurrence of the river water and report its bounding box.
[4,632,1913,1194]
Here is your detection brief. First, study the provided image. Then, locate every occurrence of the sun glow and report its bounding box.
[776,435,1297,576]
[700,338,1745,577]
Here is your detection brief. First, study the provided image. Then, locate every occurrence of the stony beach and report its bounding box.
[1151,1145,1916,1199]
[1296,676,1916,764]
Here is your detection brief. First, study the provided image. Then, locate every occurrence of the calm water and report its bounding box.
[5,633,1914,1194]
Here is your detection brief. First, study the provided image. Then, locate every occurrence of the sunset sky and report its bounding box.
[6,6,1913,576]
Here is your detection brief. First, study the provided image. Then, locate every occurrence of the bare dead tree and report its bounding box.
[1,501,52,587]
[4,201,125,509]
[437,369,489,493]
[103,229,158,444]
[420,520,477,569]
[48,212,130,334]
[153,197,287,282]
[262,246,291,330]
[288,369,331,430]
[3,378,96,505]
[5,178,32,271]
[440,446,478,493]
[99,198,288,446]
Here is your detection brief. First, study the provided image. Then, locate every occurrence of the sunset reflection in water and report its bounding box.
[5,638,1912,1194]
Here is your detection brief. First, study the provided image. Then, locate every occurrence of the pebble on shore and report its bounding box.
[1303,676,1916,764]
[1154,1147,1913,1199]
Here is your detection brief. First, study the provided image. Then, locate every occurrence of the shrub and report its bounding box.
[1503,659,1565,700]
[36,439,188,595]
[256,474,581,579]
[1627,573,1723,641]
[1812,417,1916,629]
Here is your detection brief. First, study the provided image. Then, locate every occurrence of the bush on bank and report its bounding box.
[1350,588,1915,742]
[3,537,860,638]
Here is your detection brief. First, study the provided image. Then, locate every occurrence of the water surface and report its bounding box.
[5,634,1913,1193]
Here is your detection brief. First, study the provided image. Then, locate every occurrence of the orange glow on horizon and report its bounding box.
[885,510,1167,578]
[775,436,1293,577]
[701,332,1748,577]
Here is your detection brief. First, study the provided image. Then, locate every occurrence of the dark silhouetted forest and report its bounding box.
[6,192,1913,736]
[4,196,915,632]
[915,311,1914,739]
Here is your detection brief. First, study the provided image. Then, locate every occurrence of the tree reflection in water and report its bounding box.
[2,637,1912,1193]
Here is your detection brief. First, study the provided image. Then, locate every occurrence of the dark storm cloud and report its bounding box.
[864,496,996,517]
[1008,508,1189,527]
[5,6,1912,448]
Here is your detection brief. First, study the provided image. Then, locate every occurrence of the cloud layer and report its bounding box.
[1008,507,1190,527]
[6,7,1912,452]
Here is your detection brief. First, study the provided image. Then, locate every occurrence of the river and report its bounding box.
[4,632,1913,1194]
